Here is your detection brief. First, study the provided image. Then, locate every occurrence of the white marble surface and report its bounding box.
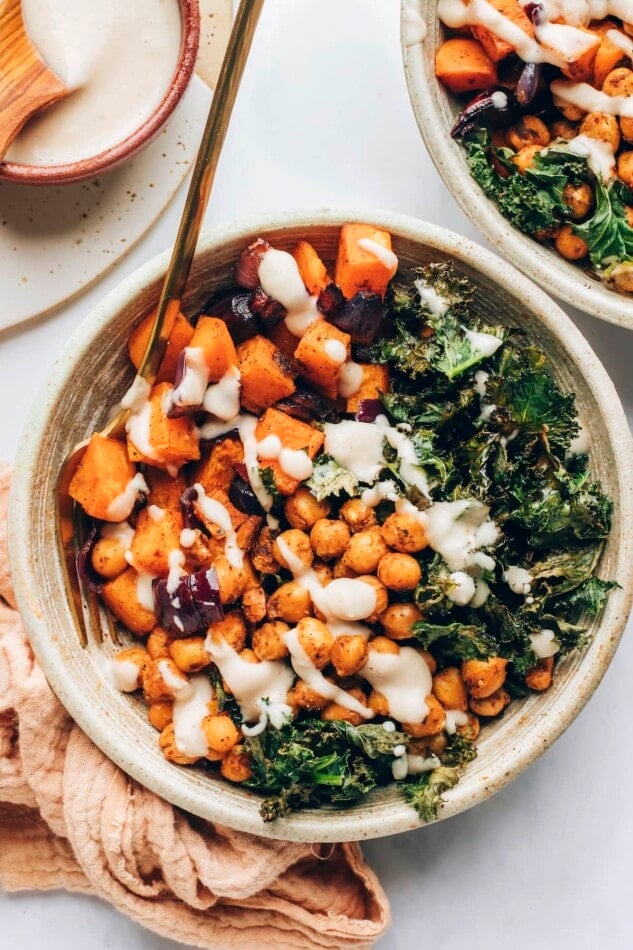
[1,1,632,948]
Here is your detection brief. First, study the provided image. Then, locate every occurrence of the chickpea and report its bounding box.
[552,94,585,122]
[355,575,388,622]
[462,657,508,699]
[202,714,240,754]
[620,115,633,144]
[331,634,369,677]
[273,528,313,572]
[456,712,480,743]
[148,701,173,731]
[312,560,334,585]
[555,225,589,261]
[239,648,258,663]
[296,617,334,670]
[618,150,633,190]
[290,679,330,711]
[251,526,280,574]
[562,182,594,220]
[602,66,633,98]
[339,498,377,533]
[321,687,368,727]
[469,686,511,718]
[252,620,290,661]
[368,689,389,716]
[342,527,388,574]
[142,658,189,703]
[513,144,543,175]
[284,486,331,529]
[427,733,448,756]
[380,511,428,554]
[608,260,633,293]
[525,656,555,691]
[332,559,357,579]
[167,637,209,673]
[220,744,253,782]
[242,585,267,624]
[159,723,199,765]
[91,537,128,579]
[310,518,351,561]
[267,581,312,623]
[403,694,446,737]
[578,112,621,151]
[377,552,422,591]
[550,118,577,141]
[379,602,423,641]
[147,626,172,659]
[432,667,468,711]
[207,610,247,652]
[214,555,249,604]
[368,635,399,656]
[507,115,550,151]
[112,647,149,691]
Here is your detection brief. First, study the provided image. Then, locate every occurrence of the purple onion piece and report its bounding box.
[235,238,271,289]
[326,291,384,345]
[355,399,384,423]
[523,2,545,25]
[351,344,374,363]
[229,476,264,515]
[451,87,518,140]
[167,350,204,418]
[275,388,340,424]
[516,62,541,107]
[76,523,104,594]
[317,282,345,316]
[180,486,206,532]
[249,287,287,328]
[204,290,259,344]
[153,566,224,638]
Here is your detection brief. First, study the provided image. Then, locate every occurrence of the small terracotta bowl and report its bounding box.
[0,0,200,186]
[402,0,633,329]
[9,210,633,841]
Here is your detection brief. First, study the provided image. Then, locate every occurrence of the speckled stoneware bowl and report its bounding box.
[9,210,633,842]
[402,0,633,330]
[0,0,200,186]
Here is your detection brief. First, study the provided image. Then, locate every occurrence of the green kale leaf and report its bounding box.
[258,466,282,505]
[510,481,612,548]
[403,765,460,822]
[573,179,633,269]
[307,454,359,501]
[411,620,498,662]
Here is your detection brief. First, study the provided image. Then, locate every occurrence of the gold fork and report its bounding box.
[56,0,265,647]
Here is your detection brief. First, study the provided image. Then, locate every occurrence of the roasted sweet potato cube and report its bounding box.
[435,37,498,93]
[235,515,265,552]
[294,319,350,400]
[345,364,390,413]
[145,468,188,510]
[236,335,296,414]
[470,0,534,62]
[188,316,238,383]
[127,383,200,469]
[129,507,184,576]
[255,407,324,496]
[192,436,243,494]
[68,434,136,522]
[292,240,331,296]
[194,488,248,536]
[101,567,156,634]
[335,223,397,300]
[128,309,193,385]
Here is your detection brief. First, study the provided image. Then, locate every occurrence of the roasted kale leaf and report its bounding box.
[573,179,633,269]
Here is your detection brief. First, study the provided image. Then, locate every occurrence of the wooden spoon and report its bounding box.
[0,0,69,160]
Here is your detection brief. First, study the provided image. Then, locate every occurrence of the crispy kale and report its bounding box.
[411,620,498,662]
[573,179,633,269]
[403,765,460,822]
[307,454,359,501]
[259,466,282,505]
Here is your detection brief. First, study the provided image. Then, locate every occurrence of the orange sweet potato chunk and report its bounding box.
[101,567,156,635]
[255,407,324,496]
[193,436,244,494]
[435,37,498,94]
[146,468,188,510]
[68,434,136,522]
[292,241,331,296]
[127,383,200,469]
[559,28,600,82]
[334,223,396,300]
[345,364,390,414]
[129,507,184,576]
[128,309,194,385]
[236,335,296,415]
[470,0,534,62]
[189,316,238,383]
[592,23,625,86]
[294,319,350,400]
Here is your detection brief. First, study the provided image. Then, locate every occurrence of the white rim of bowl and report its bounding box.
[401,0,633,330]
[9,208,633,841]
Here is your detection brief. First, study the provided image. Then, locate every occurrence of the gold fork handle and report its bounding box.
[106,0,265,440]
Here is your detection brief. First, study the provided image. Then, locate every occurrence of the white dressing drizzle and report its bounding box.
[446,570,476,606]
[257,434,282,458]
[105,472,148,522]
[323,339,348,364]
[530,629,561,658]
[415,279,449,317]
[357,238,399,275]
[166,549,186,594]
[551,78,633,118]
[193,483,243,568]
[257,249,321,337]
[338,361,365,398]
[179,528,197,548]
[172,347,208,409]
[135,572,156,612]
[503,565,533,595]
[110,658,141,692]
[121,375,151,413]
[361,647,432,724]
[361,479,400,508]
[444,709,469,735]
[157,659,191,697]
[203,366,242,420]
[284,628,373,718]
[323,420,386,482]
[401,498,499,573]
[172,675,215,758]
[278,448,313,481]
[463,327,503,359]
[566,135,617,180]
[147,504,165,523]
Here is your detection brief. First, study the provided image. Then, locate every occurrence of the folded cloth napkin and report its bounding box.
[0,465,390,949]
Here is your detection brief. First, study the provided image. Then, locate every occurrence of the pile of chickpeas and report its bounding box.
[113,477,556,786]
[493,65,633,293]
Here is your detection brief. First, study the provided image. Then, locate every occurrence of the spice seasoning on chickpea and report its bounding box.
[82,231,612,824]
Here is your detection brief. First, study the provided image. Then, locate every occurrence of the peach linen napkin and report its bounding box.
[0,465,390,949]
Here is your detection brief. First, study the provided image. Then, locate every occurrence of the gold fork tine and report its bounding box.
[55,0,265,648]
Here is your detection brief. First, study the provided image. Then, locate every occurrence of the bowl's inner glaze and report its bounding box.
[13,216,631,841]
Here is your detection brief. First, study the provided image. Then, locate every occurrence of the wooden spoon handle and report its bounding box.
[0,0,68,160]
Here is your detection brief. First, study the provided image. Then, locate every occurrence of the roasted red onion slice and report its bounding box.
[516,62,541,107]
[276,388,340,424]
[355,398,384,423]
[204,290,259,343]
[180,486,206,532]
[326,290,384,344]
[167,349,205,418]
[317,282,345,316]
[229,476,264,515]
[451,87,517,140]
[153,566,223,638]
[76,524,104,594]
[235,238,271,289]
[250,287,287,328]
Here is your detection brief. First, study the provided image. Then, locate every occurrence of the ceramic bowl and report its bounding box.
[0,0,200,186]
[9,210,633,842]
[402,0,633,330]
